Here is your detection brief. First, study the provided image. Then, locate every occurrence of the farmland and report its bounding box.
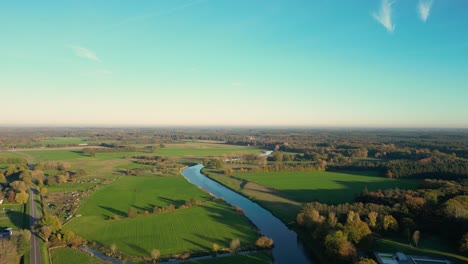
[155,142,261,157]
[0,204,24,230]
[63,175,258,257]
[233,170,421,204]
[189,251,272,264]
[50,247,106,264]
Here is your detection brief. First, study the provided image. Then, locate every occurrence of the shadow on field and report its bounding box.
[125,242,149,256]
[5,210,31,230]
[158,196,185,207]
[99,206,126,218]
[70,150,88,157]
[261,178,419,205]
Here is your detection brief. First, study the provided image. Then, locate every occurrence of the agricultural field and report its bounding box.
[63,175,258,257]
[189,251,272,264]
[50,247,106,264]
[155,142,261,158]
[0,204,24,230]
[375,237,468,263]
[233,170,421,204]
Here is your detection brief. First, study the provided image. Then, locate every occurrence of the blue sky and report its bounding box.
[1,0,467,127]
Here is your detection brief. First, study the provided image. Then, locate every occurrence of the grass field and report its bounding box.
[64,175,258,257]
[0,204,24,230]
[375,237,468,263]
[51,247,106,264]
[233,170,421,204]
[155,142,261,157]
[189,252,272,264]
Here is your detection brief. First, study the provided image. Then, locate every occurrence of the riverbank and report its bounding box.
[182,165,312,263]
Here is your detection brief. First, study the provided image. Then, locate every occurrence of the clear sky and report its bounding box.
[1,0,467,127]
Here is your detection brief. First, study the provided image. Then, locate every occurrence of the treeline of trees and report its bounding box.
[0,229,31,263]
[82,145,138,157]
[298,179,468,263]
[0,164,31,205]
[121,198,204,220]
[0,157,27,164]
[384,158,468,179]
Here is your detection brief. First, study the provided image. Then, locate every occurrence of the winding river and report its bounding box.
[182,164,313,264]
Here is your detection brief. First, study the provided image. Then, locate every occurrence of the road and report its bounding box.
[29,187,42,264]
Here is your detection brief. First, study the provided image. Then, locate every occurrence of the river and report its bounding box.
[182,164,313,264]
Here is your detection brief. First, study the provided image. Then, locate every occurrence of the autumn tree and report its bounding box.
[324,231,356,262]
[459,233,468,256]
[230,239,240,253]
[15,191,28,204]
[0,238,18,264]
[367,212,378,229]
[356,258,377,264]
[412,230,420,247]
[382,215,399,232]
[212,243,219,256]
[41,226,52,242]
[151,249,160,263]
[64,230,75,244]
[110,243,117,255]
[255,236,274,248]
[128,207,137,218]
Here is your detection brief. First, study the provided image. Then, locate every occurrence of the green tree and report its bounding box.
[38,214,62,233]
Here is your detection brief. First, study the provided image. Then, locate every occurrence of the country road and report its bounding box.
[29,187,42,264]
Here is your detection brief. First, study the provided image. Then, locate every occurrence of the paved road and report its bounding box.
[29,187,42,264]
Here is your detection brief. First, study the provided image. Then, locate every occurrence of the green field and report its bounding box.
[51,247,106,264]
[234,170,421,204]
[189,252,272,264]
[0,204,24,230]
[77,176,211,217]
[20,150,146,162]
[375,237,468,263]
[64,176,258,257]
[156,142,261,157]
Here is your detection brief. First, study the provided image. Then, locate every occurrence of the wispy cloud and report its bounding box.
[69,45,100,62]
[418,0,433,22]
[372,0,395,33]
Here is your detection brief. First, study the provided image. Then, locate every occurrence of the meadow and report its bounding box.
[0,204,24,230]
[50,247,106,264]
[233,170,421,204]
[188,251,272,264]
[155,142,261,157]
[64,175,258,257]
[375,237,468,263]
